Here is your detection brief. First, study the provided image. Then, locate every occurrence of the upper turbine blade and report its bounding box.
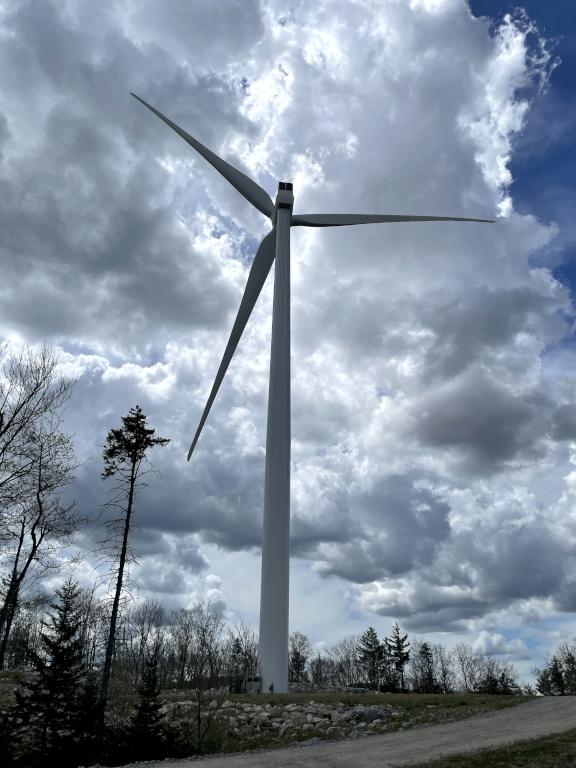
[188,229,277,460]
[292,213,494,226]
[131,93,275,219]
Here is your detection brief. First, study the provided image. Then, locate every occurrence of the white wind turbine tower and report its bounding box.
[132,93,493,693]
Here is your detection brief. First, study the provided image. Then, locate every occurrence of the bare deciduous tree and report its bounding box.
[233,621,258,684]
[170,607,196,687]
[453,642,483,693]
[0,342,73,505]
[126,599,166,684]
[76,584,109,670]
[4,591,48,668]
[327,635,360,687]
[309,653,333,686]
[0,419,80,667]
[432,642,456,693]
[186,601,225,754]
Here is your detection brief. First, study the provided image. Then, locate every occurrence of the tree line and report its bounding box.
[1,589,526,696]
[289,624,521,695]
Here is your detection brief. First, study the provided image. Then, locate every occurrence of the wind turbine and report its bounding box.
[131,92,493,693]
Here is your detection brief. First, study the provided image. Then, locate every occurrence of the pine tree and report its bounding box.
[73,671,100,762]
[380,640,398,692]
[418,641,436,693]
[557,643,576,694]
[357,627,383,690]
[533,664,552,695]
[289,631,311,683]
[99,405,169,715]
[550,655,566,695]
[8,579,91,766]
[230,636,244,692]
[129,656,169,759]
[386,622,410,692]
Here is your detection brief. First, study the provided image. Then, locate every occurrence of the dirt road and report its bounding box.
[130,697,576,767]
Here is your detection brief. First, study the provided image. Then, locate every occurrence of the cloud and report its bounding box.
[420,284,565,382]
[552,404,576,442]
[472,630,530,660]
[312,475,452,581]
[414,370,553,474]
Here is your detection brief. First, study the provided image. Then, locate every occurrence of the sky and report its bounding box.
[0,0,575,682]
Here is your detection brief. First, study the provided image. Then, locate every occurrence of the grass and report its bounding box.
[403,728,576,768]
[164,690,527,711]
[222,691,528,723]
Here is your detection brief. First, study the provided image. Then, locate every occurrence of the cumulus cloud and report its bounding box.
[472,630,530,660]
[415,370,553,474]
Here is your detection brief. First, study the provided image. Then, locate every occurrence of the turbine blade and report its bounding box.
[188,229,277,460]
[131,93,275,218]
[292,213,494,226]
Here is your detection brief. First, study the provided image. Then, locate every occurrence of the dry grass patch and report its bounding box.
[404,727,576,768]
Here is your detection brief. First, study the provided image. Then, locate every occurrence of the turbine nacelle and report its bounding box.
[274,181,294,225]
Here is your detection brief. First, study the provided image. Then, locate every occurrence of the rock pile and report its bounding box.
[198,700,402,742]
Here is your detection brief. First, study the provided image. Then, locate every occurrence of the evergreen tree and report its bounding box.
[557,643,576,694]
[289,631,311,683]
[8,579,92,766]
[99,405,169,715]
[386,622,410,692]
[357,627,383,690]
[129,656,169,760]
[229,636,244,692]
[532,643,576,696]
[73,671,100,759]
[533,663,552,695]
[418,641,436,693]
[550,655,566,695]
[380,640,399,692]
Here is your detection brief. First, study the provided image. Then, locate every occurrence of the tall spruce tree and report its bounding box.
[550,655,566,696]
[229,636,244,693]
[99,406,169,716]
[130,656,169,759]
[357,627,383,690]
[418,641,436,693]
[8,579,95,766]
[386,622,410,692]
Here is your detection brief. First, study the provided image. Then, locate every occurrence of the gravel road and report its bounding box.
[126,697,576,768]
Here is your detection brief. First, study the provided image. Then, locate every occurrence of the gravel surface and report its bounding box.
[122,697,576,767]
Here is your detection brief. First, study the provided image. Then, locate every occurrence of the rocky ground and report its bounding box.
[172,698,405,743]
